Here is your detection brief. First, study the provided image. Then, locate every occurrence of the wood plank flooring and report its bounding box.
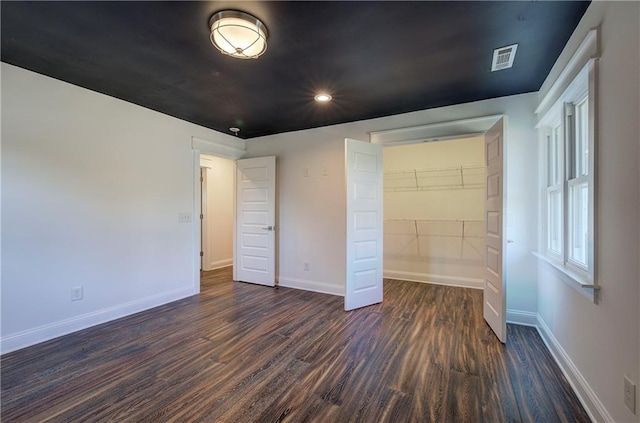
[1,267,591,422]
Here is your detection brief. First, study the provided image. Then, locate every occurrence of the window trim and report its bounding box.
[536,58,598,300]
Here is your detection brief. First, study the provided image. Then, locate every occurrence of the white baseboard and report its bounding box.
[205,258,232,271]
[535,314,613,423]
[277,276,344,297]
[506,309,539,326]
[0,286,197,355]
[383,269,483,289]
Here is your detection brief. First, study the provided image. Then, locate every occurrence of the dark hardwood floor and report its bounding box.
[1,267,590,422]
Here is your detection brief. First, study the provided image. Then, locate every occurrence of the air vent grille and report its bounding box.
[491,44,518,71]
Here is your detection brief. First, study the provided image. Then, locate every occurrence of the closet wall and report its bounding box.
[383,136,485,287]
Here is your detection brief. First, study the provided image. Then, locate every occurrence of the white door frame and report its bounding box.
[199,158,215,271]
[200,166,207,271]
[191,136,247,294]
[369,115,505,146]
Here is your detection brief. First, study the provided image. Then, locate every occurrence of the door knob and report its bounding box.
[262,226,275,231]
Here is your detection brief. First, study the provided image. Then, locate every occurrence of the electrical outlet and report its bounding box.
[625,376,636,414]
[303,167,309,177]
[178,213,192,223]
[71,286,83,301]
[303,261,310,271]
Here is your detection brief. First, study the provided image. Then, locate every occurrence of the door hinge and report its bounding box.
[200,251,204,257]
[200,214,204,220]
[200,176,204,182]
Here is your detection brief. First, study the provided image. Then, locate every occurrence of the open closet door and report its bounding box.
[345,138,384,311]
[483,118,507,342]
[234,156,276,287]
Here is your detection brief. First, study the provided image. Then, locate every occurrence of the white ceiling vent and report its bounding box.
[491,44,518,71]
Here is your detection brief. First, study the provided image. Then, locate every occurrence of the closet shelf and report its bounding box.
[384,219,484,260]
[384,165,485,192]
[384,219,484,239]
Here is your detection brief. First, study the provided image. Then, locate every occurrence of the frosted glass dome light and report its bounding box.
[209,10,268,59]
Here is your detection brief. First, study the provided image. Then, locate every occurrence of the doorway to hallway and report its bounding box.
[200,154,235,288]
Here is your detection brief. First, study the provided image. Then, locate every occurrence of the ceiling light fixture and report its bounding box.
[209,10,268,59]
[314,93,332,103]
[229,127,240,136]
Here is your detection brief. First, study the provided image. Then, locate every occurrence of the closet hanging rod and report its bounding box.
[384,164,485,175]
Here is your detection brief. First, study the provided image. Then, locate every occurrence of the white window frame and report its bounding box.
[565,96,590,270]
[536,58,597,294]
[544,118,564,258]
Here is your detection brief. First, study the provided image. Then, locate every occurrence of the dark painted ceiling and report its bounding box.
[1,1,589,139]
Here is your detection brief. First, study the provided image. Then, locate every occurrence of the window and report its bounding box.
[538,60,596,285]
[568,97,589,268]
[546,123,563,256]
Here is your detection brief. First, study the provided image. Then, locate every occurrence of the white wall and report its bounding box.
[383,137,485,286]
[535,2,640,422]
[246,92,539,314]
[200,155,234,270]
[0,64,539,353]
[1,63,242,353]
[246,132,346,295]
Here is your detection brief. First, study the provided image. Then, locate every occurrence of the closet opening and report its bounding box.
[383,136,486,289]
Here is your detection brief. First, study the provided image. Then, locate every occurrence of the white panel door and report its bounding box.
[345,138,384,311]
[483,119,506,342]
[235,156,276,287]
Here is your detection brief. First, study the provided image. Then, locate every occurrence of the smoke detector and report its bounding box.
[491,44,518,71]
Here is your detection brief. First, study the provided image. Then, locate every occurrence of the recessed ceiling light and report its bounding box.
[314,93,332,103]
[229,127,240,136]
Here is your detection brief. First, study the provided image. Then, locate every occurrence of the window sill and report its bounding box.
[532,251,599,303]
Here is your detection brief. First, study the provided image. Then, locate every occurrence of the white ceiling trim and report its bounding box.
[536,28,598,117]
[369,115,503,146]
[192,136,246,160]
